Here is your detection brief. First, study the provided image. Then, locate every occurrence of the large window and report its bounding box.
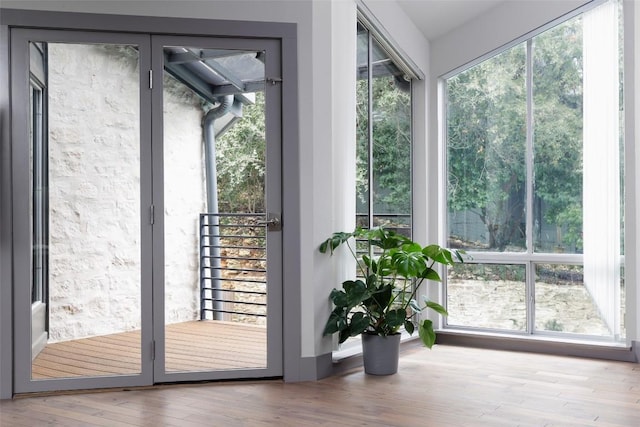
[356,21,412,235]
[332,20,414,355]
[445,0,624,341]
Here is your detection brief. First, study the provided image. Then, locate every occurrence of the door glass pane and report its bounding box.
[30,42,142,379]
[447,263,527,331]
[163,46,267,372]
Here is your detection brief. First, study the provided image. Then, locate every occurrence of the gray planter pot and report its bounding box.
[361,333,401,375]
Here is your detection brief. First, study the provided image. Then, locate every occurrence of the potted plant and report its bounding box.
[320,226,463,375]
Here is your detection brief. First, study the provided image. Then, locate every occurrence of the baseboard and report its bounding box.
[632,340,640,362]
[437,331,638,363]
[297,353,334,381]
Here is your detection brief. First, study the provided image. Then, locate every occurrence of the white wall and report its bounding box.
[47,43,142,342]
[430,0,593,78]
[162,73,207,325]
[45,43,206,342]
[307,0,353,357]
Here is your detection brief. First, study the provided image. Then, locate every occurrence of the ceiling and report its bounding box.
[395,0,505,41]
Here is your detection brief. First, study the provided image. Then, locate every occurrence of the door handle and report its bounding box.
[257,214,281,231]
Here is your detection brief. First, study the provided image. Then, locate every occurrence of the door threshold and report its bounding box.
[13,376,283,399]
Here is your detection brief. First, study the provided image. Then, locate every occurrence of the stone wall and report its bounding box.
[447,279,618,336]
[47,43,204,342]
[162,72,206,325]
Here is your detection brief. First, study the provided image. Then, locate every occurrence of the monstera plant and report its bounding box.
[320,227,463,355]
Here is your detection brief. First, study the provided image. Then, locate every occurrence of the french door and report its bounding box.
[151,35,282,383]
[11,28,282,394]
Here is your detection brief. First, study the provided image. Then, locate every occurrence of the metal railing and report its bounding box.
[199,213,267,323]
[199,213,410,322]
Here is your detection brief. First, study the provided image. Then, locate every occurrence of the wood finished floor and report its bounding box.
[32,320,266,379]
[3,345,640,426]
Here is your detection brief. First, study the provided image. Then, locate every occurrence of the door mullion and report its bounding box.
[150,34,167,383]
[139,33,155,385]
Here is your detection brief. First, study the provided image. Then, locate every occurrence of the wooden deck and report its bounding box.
[32,320,266,379]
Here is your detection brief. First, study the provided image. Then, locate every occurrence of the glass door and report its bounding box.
[152,36,283,381]
[11,29,283,394]
[12,29,153,393]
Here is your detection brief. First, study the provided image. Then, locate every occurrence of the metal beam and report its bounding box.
[212,81,265,97]
[201,59,246,92]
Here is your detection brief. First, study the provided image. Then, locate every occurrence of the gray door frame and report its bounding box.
[151,34,283,382]
[10,27,154,394]
[0,9,300,398]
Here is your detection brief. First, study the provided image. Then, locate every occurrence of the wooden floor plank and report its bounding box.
[6,345,640,426]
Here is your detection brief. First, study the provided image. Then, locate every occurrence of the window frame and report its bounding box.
[355,18,415,235]
[439,0,626,343]
[333,16,418,358]
[29,42,48,308]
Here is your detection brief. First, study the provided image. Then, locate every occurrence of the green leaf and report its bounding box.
[424,299,449,316]
[385,308,407,328]
[365,273,378,288]
[323,308,347,335]
[342,280,369,307]
[404,320,415,335]
[329,288,349,308]
[376,254,394,276]
[367,283,393,310]
[400,242,422,254]
[319,231,354,255]
[362,254,372,269]
[418,319,436,349]
[392,249,426,278]
[349,312,371,336]
[409,299,421,313]
[452,249,466,263]
[339,328,350,344]
[369,258,378,274]
[420,267,441,281]
[423,245,453,265]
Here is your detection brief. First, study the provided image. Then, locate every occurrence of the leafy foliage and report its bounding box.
[321,227,463,348]
[356,76,411,217]
[447,18,587,252]
[447,45,527,250]
[215,92,266,213]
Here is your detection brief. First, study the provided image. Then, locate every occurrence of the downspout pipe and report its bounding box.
[202,95,234,320]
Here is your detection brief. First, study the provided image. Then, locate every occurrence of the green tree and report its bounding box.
[532,19,583,251]
[356,75,412,224]
[215,92,265,213]
[447,17,585,252]
[447,44,527,250]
